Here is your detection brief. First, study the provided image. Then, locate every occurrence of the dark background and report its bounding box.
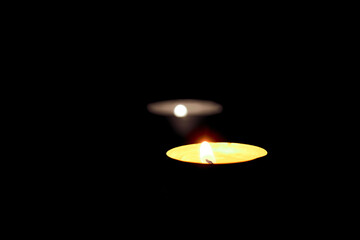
[43,7,342,233]
[11,3,353,237]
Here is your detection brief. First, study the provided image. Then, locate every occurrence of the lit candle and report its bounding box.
[147,99,222,117]
[167,141,267,164]
[147,99,222,136]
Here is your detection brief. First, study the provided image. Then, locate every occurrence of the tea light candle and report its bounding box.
[147,99,223,136]
[167,141,267,164]
[147,99,222,117]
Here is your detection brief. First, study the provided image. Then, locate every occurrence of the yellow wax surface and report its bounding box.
[166,142,267,164]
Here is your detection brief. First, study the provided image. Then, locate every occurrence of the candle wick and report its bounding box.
[205,159,213,164]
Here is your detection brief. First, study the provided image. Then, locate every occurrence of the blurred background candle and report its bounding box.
[147,99,222,117]
[147,99,222,137]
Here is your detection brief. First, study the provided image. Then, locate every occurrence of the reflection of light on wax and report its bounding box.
[167,142,267,164]
[173,104,188,117]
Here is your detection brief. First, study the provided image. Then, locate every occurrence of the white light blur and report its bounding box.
[173,104,188,118]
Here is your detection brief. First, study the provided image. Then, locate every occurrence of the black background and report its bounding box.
[39,7,344,234]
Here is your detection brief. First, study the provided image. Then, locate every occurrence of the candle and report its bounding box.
[166,141,267,164]
[147,99,222,117]
[147,99,222,136]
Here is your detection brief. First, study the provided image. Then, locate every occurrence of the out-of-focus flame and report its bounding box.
[174,104,188,117]
[200,141,216,164]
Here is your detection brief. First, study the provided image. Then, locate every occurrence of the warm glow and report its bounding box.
[174,104,188,117]
[166,142,268,164]
[200,141,216,164]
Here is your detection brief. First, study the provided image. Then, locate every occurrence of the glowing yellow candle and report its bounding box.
[166,141,267,164]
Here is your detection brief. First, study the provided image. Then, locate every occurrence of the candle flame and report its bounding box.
[200,141,216,164]
[174,104,188,117]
